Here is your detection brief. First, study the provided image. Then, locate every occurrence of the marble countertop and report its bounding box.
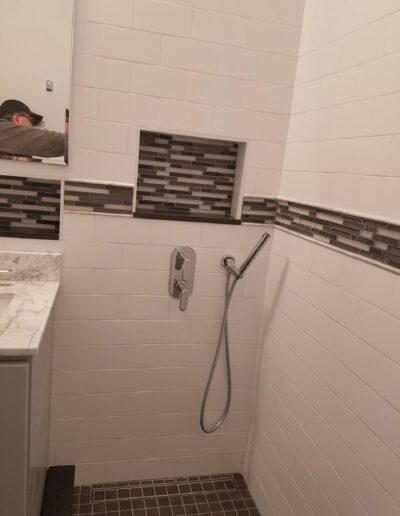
[0,252,60,356]
[0,281,59,356]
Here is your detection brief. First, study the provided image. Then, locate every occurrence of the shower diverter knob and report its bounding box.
[175,279,189,311]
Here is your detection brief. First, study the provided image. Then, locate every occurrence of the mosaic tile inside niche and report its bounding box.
[73,473,260,516]
[275,200,400,269]
[137,131,238,219]
[0,175,60,240]
[65,181,134,215]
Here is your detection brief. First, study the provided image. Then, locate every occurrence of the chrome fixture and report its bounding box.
[200,232,271,433]
[169,247,196,311]
[222,232,270,279]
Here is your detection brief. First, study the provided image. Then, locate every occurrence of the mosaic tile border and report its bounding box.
[242,196,400,271]
[241,197,277,224]
[64,181,134,215]
[137,131,238,220]
[0,175,60,240]
[73,473,260,516]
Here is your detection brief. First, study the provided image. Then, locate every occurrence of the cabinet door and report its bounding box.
[0,361,29,516]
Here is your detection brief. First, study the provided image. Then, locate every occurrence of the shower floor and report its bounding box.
[72,472,260,515]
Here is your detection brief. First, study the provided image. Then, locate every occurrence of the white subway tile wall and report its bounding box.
[48,0,301,484]
[4,0,398,512]
[247,230,400,515]
[246,2,400,515]
[281,0,400,222]
[51,213,273,484]
[67,0,298,194]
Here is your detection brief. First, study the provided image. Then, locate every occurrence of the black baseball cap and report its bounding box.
[0,99,43,125]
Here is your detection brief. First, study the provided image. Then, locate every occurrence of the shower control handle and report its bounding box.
[175,280,189,311]
[176,252,190,280]
[169,247,196,312]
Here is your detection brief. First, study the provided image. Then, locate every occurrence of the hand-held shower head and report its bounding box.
[202,231,271,433]
[238,232,270,278]
[222,232,270,279]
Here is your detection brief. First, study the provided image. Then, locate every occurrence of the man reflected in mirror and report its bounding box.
[0,99,68,163]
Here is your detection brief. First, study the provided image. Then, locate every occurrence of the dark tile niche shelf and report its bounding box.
[134,211,241,225]
[136,131,239,222]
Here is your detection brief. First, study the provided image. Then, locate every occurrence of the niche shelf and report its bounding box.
[134,131,245,224]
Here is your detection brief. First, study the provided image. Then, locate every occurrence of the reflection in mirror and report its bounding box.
[0,0,74,166]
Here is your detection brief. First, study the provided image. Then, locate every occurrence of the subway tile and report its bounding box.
[75,460,129,485]
[52,371,87,395]
[60,268,94,295]
[223,0,304,26]
[246,141,286,169]
[375,357,400,411]
[149,219,202,246]
[199,224,249,249]
[63,241,122,269]
[357,302,400,366]
[82,55,131,91]
[100,25,161,63]
[263,113,290,142]
[108,391,162,416]
[91,320,146,345]
[90,269,148,295]
[341,18,387,69]
[97,152,137,183]
[58,295,120,320]
[247,19,301,56]
[86,0,134,27]
[78,86,100,119]
[212,106,265,140]
[118,295,170,319]
[99,90,158,125]
[50,418,86,443]
[134,0,193,37]
[218,46,297,84]
[387,135,400,177]
[385,10,400,53]
[94,216,150,245]
[156,435,204,457]
[192,9,247,46]
[157,99,214,133]
[167,296,224,320]
[54,320,92,347]
[56,440,108,464]
[187,72,242,107]
[128,457,176,480]
[242,81,293,114]
[161,36,218,72]
[130,62,188,99]
[81,119,129,153]
[370,93,400,136]
[122,244,173,270]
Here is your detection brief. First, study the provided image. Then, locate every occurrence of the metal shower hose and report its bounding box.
[200,272,239,433]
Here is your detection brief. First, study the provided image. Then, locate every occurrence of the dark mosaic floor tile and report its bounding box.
[74,473,260,516]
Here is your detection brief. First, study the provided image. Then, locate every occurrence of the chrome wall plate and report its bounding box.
[168,247,196,311]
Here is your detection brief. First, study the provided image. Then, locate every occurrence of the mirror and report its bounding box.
[0,0,74,166]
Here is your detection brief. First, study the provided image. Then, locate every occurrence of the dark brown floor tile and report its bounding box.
[74,473,260,516]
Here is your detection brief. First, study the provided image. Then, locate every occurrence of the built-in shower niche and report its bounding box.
[134,130,246,224]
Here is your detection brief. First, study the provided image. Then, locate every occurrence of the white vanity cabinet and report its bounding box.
[0,315,54,516]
